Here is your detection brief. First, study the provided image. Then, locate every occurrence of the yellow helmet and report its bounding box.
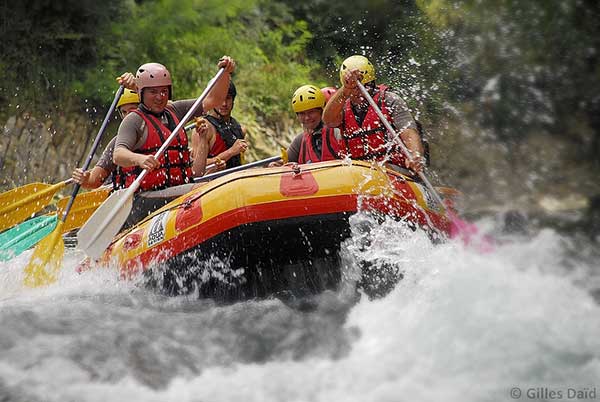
[117,89,140,108]
[339,55,376,85]
[291,85,326,113]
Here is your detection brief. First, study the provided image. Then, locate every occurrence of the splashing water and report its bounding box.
[0,213,599,402]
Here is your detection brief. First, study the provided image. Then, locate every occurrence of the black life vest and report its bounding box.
[205,114,245,169]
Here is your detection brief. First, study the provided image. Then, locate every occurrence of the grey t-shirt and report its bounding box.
[382,91,417,132]
[115,99,204,151]
[96,137,116,171]
[286,133,304,163]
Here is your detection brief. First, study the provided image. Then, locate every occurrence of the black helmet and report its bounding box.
[228,81,237,100]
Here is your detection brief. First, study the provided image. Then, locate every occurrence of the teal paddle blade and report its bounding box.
[0,215,58,261]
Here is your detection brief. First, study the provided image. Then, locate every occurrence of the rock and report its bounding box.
[500,209,529,235]
[585,194,600,238]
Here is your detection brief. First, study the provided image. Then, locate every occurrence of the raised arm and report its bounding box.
[190,118,211,176]
[322,69,362,128]
[201,56,236,112]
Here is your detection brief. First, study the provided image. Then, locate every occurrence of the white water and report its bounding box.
[1,215,599,402]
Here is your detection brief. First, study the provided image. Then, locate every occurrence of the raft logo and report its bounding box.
[147,212,169,247]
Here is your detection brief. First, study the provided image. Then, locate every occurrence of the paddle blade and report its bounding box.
[448,210,495,253]
[0,181,68,232]
[23,220,66,287]
[0,215,58,261]
[77,189,133,260]
[56,187,110,232]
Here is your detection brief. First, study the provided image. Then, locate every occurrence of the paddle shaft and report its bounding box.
[23,86,124,286]
[83,68,226,251]
[60,86,125,222]
[194,155,281,183]
[358,84,491,246]
[356,81,447,211]
[134,68,226,189]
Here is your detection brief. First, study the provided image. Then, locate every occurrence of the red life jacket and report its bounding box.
[206,115,245,169]
[342,84,406,166]
[298,127,341,164]
[209,131,228,156]
[114,106,193,192]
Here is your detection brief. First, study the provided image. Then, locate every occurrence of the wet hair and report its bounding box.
[228,81,237,100]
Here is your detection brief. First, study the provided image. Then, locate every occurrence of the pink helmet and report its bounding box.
[321,86,338,104]
[135,63,172,99]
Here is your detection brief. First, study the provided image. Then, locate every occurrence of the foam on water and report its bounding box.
[0,249,128,302]
[152,220,600,402]
[0,216,599,402]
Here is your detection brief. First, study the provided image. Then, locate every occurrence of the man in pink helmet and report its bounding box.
[113,56,235,227]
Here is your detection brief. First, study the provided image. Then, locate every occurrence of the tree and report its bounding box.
[418,0,600,164]
[278,0,454,118]
[0,0,122,112]
[77,0,320,125]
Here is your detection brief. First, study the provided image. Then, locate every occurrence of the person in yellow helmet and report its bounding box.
[271,85,341,167]
[71,89,140,189]
[322,55,425,173]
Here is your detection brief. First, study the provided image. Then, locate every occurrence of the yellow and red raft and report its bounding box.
[94,160,455,299]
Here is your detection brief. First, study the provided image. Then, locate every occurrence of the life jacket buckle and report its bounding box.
[292,164,302,177]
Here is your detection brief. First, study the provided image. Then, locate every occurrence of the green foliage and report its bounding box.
[1,0,323,134]
[2,0,598,168]
[278,0,455,122]
[419,0,600,158]
[76,0,320,128]
[0,0,122,112]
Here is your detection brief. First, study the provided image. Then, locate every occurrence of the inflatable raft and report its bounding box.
[95,160,454,300]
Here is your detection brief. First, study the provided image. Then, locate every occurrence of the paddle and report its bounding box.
[0,186,112,261]
[0,179,73,232]
[194,155,281,183]
[78,69,226,260]
[356,81,491,247]
[1,147,280,261]
[0,215,57,262]
[55,186,110,233]
[23,86,125,287]
[1,121,201,261]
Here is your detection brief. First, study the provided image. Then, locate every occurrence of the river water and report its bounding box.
[1,212,599,402]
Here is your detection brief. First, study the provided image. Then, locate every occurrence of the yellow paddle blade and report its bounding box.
[56,187,110,232]
[0,181,69,232]
[77,188,134,260]
[280,147,289,164]
[23,220,65,288]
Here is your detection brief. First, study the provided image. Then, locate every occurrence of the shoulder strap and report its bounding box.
[324,127,339,159]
